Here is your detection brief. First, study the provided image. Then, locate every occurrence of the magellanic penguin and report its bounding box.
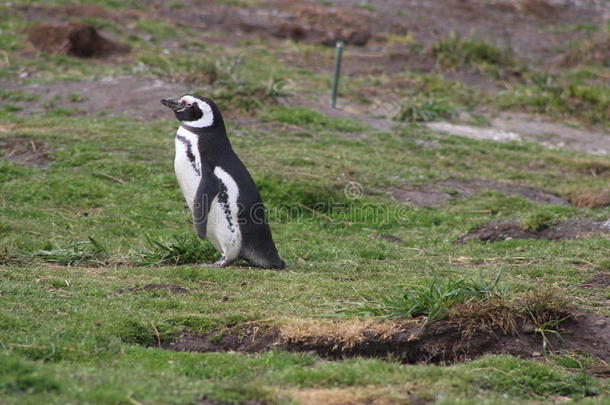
[160,94,285,269]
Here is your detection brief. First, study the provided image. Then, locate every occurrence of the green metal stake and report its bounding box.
[331,41,344,109]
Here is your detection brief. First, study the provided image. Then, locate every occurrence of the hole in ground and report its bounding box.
[162,311,610,365]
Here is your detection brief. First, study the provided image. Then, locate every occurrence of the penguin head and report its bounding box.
[160,94,220,129]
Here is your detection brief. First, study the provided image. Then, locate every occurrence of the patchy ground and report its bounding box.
[0,136,53,167]
[3,77,190,120]
[457,218,610,243]
[164,311,610,364]
[390,177,567,208]
[1,0,609,403]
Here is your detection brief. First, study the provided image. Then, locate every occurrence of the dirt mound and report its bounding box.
[0,136,53,167]
[118,283,189,295]
[280,4,371,46]
[457,218,610,243]
[27,23,130,58]
[164,310,610,364]
[391,178,567,208]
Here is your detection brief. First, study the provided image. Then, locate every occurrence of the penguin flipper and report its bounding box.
[192,170,220,239]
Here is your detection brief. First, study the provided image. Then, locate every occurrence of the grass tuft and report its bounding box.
[136,234,218,266]
[35,237,108,267]
[343,273,506,322]
[430,33,521,77]
[395,97,455,122]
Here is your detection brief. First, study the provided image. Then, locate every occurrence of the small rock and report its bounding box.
[595,319,606,326]
[532,351,542,357]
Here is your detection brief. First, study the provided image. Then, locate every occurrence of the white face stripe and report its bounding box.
[179,95,214,128]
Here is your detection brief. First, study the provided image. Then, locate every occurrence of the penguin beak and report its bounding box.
[160,98,183,111]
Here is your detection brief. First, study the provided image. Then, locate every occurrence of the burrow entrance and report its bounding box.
[162,311,610,365]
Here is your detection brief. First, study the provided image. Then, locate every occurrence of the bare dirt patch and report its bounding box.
[17,4,141,24]
[582,273,610,289]
[118,283,189,295]
[27,23,130,58]
[390,177,567,208]
[164,310,610,364]
[0,136,53,167]
[457,218,610,243]
[151,0,372,47]
[1,77,190,121]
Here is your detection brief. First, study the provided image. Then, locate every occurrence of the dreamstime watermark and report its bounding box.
[192,181,411,226]
[344,181,364,200]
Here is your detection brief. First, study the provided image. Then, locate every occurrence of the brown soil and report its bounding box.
[376,234,406,245]
[390,177,567,208]
[27,23,130,58]
[457,218,610,243]
[17,4,141,24]
[2,77,190,121]
[0,136,53,167]
[118,283,189,295]
[164,311,610,364]
[581,273,610,289]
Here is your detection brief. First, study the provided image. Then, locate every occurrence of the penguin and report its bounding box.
[160,94,285,269]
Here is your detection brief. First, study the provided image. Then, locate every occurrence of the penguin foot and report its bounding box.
[199,256,233,267]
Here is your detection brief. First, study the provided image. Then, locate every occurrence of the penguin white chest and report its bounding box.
[206,167,242,261]
[174,127,201,212]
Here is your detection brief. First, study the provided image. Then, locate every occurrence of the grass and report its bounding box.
[430,33,522,78]
[396,97,456,122]
[498,72,610,125]
[136,234,219,266]
[341,273,507,321]
[261,106,368,132]
[0,3,610,404]
[35,237,108,267]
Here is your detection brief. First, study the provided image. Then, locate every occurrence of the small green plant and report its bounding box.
[522,212,555,232]
[36,237,108,266]
[0,244,27,265]
[431,33,515,71]
[67,93,87,103]
[0,89,39,102]
[395,97,455,122]
[534,318,565,355]
[343,272,506,322]
[137,234,218,266]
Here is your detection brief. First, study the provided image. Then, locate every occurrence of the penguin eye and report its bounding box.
[186,102,193,107]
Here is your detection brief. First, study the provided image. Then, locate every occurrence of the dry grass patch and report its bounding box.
[278,318,408,350]
[286,387,402,405]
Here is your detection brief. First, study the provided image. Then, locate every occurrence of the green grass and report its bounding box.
[261,106,368,132]
[0,110,609,403]
[430,33,522,78]
[498,73,610,125]
[396,97,456,122]
[342,273,507,321]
